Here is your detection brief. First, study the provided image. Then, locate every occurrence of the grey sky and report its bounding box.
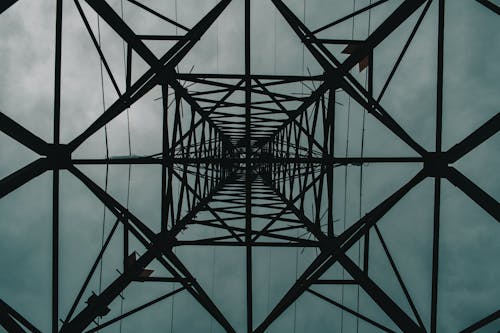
[0,0,499,332]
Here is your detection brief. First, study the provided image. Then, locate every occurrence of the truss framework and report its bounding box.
[0,0,499,332]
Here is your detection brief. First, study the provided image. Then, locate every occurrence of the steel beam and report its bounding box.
[476,0,500,14]
[52,0,63,331]
[446,167,500,222]
[0,0,18,14]
[267,0,427,155]
[0,159,48,199]
[62,166,236,332]
[70,0,232,151]
[0,299,41,333]
[244,1,253,331]
[447,112,499,163]
[0,112,49,155]
[254,171,425,333]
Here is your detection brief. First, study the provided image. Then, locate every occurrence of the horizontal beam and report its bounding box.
[264,0,427,155]
[254,170,425,333]
[70,0,231,151]
[72,156,424,165]
[306,289,395,332]
[177,73,324,81]
[175,240,319,247]
[62,166,236,332]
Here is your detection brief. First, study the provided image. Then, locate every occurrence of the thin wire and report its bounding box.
[209,240,216,333]
[118,0,132,331]
[170,2,178,331]
[355,2,372,333]
[266,7,278,331]
[273,7,277,75]
[217,8,220,74]
[341,1,356,332]
[96,14,110,332]
[96,18,110,162]
[266,239,272,315]
[209,11,220,333]
[293,2,306,332]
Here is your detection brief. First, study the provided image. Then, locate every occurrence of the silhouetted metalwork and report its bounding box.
[0,0,498,332]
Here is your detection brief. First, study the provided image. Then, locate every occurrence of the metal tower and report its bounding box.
[0,0,499,332]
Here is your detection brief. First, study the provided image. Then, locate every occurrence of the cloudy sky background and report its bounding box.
[0,0,499,332]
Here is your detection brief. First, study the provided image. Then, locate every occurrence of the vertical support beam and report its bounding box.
[431,177,441,333]
[363,50,374,273]
[123,200,129,271]
[161,84,169,232]
[244,1,253,332]
[52,0,63,332]
[63,167,237,333]
[436,1,445,155]
[123,45,132,271]
[326,88,335,237]
[0,112,50,155]
[255,170,425,333]
[126,44,132,90]
[52,171,60,333]
[431,1,445,332]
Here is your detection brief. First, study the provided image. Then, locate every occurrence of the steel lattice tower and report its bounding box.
[0,0,499,332]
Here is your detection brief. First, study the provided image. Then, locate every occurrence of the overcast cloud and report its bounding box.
[0,0,499,332]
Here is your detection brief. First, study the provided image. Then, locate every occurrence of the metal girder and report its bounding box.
[476,0,500,15]
[167,79,234,149]
[69,0,232,152]
[447,112,500,163]
[52,1,63,331]
[269,0,427,156]
[306,289,395,332]
[253,170,425,333]
[71,156,423,166]
[0,299,41,333]
[0,112,49,155]
[61,165,236,332]
[431,1,445,330]
[59,241,159,332]
[0,313,25,333]
[446,167,500,222]
[0,159,48,199]
[1,0,497,331]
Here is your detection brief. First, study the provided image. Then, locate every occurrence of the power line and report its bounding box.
[96,13,110,332]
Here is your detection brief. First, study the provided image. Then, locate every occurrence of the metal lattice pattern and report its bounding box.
[0,0,499,332]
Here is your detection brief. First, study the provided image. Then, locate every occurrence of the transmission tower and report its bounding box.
[0,0,499,332]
